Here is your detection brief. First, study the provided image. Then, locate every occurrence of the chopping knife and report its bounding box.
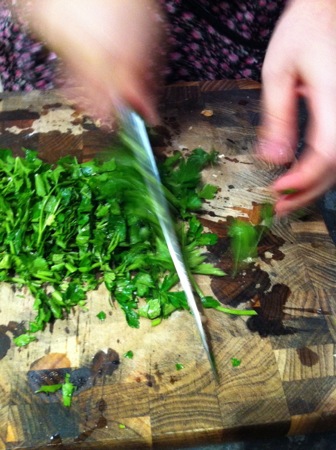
[117,105,218,381]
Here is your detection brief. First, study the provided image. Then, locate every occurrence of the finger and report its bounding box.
[112,65,160,125]
[256,57,298,165]
[305,83,336,164]
[273,148,336,216]
[59,55,160,125]
[274,83,336,215]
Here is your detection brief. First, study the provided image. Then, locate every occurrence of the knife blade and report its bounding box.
[117,105,218,380]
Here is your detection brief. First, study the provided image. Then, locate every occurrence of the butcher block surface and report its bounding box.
[0,80,336,449]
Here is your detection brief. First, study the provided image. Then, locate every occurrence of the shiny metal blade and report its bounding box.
[118,106,218,380]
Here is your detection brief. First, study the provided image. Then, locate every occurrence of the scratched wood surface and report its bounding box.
[0,80,336,449]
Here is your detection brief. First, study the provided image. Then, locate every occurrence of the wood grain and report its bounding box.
[0,81,335,449]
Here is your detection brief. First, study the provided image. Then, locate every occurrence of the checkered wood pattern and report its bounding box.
[0,81,335,449]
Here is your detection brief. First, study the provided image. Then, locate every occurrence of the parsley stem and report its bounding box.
[215,305,257,316]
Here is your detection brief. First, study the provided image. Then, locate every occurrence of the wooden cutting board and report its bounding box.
[0,80,336,450]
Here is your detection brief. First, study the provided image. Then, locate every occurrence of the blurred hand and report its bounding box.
[20,0,164,123]
[257,0,336,216]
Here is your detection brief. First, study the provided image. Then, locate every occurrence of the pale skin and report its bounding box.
[258,0,336,216]
[18,0,336,216]
[18,0,164,123]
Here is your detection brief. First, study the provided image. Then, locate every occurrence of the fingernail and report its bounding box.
[256,138,294,164]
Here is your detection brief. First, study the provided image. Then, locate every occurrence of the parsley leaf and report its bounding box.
[62,373,76,407]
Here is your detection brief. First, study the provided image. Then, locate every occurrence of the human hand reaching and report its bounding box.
[18,0,164,124]
[257,0,336,216]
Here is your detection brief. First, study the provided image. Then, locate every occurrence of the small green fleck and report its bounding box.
[119,423,126,429]
[123,350,134,359]
[231,358,241,367]
[175,363,184,371]
[96,311,107,321]
[281,188,298,195]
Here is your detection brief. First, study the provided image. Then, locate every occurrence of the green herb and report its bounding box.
[259,202,274,229]
[231,358,241,367]
[96,311,107,321]
[228,220,258,276]
[123,350,134,359]
[201,296,257,316]
[35,372,75,407]
[118,423,126,429]
[197,183,218,200]
[35,384,62,394]
[158,147,219,215]
[13,333,37,347]
[62,373,76,407]
[281,188,298,195]
[175,363,184,371]
[138,298,161,319]
[0,143,254,345]
[151,317,162,327]
[228,202,275,276]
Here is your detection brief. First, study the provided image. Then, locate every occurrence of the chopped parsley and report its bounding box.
[62,373,76,407]
[35,372,76,407]
[231,358,241,368]
[123,350,134,359]
[0,143,257,346]
[96,311,107,321]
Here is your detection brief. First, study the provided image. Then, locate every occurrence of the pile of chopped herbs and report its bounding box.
[0,142,255,347]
